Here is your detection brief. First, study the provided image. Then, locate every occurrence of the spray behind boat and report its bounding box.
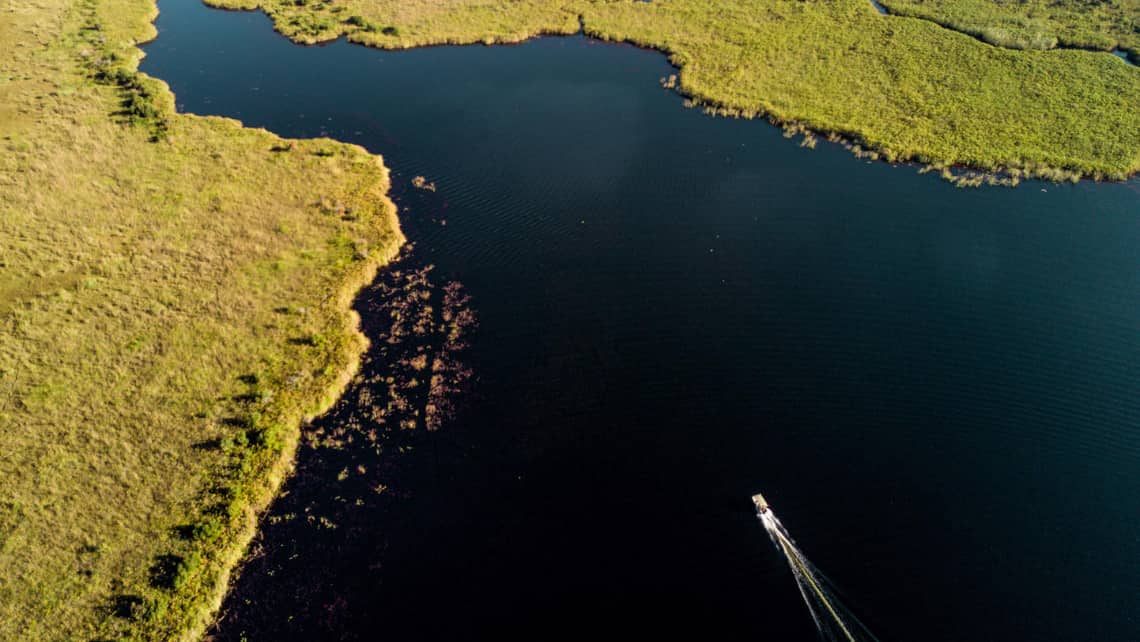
[753,493,880,642]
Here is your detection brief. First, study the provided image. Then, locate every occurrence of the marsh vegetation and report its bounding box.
[207,0,1140,180]
[411,175,437,192]
[209,249,476,640]
[0,0,401,638]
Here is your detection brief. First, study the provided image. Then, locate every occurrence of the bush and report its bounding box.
[190,517,223,543]
[93,66,170,141]
[148,552,200,591]
[248,422,285,451]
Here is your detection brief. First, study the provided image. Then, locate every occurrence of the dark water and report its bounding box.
[142,3,1140,640]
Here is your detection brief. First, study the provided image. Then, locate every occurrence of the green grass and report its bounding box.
[210,0,1140,180]
[878,0,1139,57]
[0,0,402,638]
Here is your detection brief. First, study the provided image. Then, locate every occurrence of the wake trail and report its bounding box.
[754,494,880,642]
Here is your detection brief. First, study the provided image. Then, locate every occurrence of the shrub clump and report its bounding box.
[92,65,171,141]
[189,517,223,543]
[148,552,202,592]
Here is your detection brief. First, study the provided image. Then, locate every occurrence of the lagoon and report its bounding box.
[143,2,1140,640]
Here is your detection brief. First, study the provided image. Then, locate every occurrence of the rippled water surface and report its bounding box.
[143,2,1140,640]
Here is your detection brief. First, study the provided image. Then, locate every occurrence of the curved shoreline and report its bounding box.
[0,0,404,638]
[133,11,407,641]
[200,0,1135,185]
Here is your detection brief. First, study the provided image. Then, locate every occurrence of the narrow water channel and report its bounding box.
[143,2,1140,640]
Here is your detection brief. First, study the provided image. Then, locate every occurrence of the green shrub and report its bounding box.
[189,517,223,543]
[148,552,200,591]
[248,423,285,451]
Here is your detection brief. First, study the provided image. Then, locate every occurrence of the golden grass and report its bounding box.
[0,0,402,638]
[209,0,1140,180]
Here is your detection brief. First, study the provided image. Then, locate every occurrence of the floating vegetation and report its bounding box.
[210,247,476,638]
[411,175,437,192]
[309,252,476,448]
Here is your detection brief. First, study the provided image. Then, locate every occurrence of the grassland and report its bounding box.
[878,0,1138,58]
[207,0,1140,181]
[0,0,402,638]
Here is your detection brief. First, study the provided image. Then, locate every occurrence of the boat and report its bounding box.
[752,493,769,514]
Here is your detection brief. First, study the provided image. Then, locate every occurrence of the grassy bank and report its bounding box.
[878,0,1138,57]
[0,0,403,638]
[207,0,1140,181]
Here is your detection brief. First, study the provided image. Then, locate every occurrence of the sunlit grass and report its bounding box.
[0,0,402,638]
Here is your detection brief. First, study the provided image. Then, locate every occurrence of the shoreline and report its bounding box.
[197,0,1140,185]
[0,0,405,637]
[135,10,408,639]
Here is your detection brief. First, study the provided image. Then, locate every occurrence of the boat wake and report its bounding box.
[755,494,880,642]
